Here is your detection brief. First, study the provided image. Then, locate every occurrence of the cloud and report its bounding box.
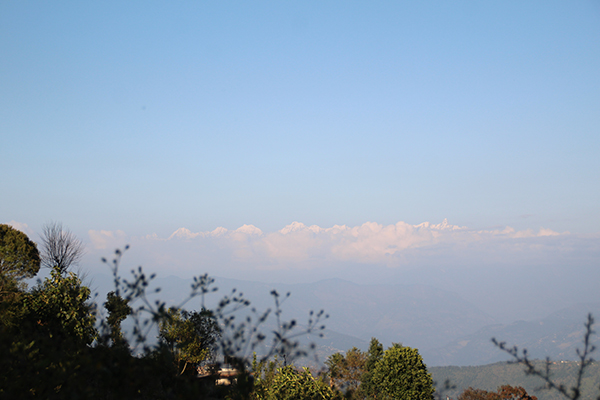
[537,228,562,237]
[81,219,595,280]
[88,229,127,249]
[7,221,36,237]
[80,221,599,324]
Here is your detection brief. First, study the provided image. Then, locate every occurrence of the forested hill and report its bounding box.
[431,361,600,400]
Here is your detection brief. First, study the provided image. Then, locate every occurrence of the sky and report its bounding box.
[2,2,600,312]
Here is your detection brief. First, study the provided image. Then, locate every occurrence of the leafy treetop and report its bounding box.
[371,343,435,400]
[458,385,538,400]
[0,224,40,293]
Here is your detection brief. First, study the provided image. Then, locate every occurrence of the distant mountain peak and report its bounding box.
[168,227,201,240]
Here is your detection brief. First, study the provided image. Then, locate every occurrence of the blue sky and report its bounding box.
[2,2,600,293]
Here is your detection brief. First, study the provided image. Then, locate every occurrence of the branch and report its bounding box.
[492,313,596,400]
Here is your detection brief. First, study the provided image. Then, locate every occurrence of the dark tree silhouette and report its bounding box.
[40,222,84,274]
[104,291,132,346]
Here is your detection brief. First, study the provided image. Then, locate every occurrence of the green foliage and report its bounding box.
[0,267,97,398]
[251,353,286,400]
[361,337,384,398]
[326,347,366,398]
[253,364,342,400]
[0,244,329,399]
[22,267,97,346]
[159,307,221,374]
[325,339,435,400]
[104,290,132,345]
[327,352,345,386]
[371,343,434,400]
[0,224,40,294]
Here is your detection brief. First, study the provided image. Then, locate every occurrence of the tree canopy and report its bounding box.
[458,385,538,400]
[360,337,384,399]
[0,244,330,399]
[326,347,366,398]
[253,364,342,400]
[371,343,434,400]
[21,267,97,346]
[159,307,221,375]
[104,291,132,346]
[0,224,40,293]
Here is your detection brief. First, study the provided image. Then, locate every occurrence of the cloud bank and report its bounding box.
[3,218,590,321]
[84,219,598,282]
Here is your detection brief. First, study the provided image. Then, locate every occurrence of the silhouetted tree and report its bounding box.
[159,307,221,374]
[0,266,98,398]
[22,266,97,346]
[1,244,329,399]
[40,222,84,274]
[104,290,132,346]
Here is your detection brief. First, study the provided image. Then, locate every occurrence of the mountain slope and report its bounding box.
[424,303,600,366]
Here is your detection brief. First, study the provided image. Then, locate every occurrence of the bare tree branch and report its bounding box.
[492,314,597,400]
[40,222,85,274]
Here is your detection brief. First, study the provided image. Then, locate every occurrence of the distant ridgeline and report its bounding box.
[431,361,600,400]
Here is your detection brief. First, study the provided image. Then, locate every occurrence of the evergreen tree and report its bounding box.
[326,347,366,398]
[371,343,434,400]
[0,224,40,296]
[104,290,132,346]
[361,337,384,398]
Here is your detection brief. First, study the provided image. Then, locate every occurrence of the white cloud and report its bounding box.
[7,221,36,237]
[537,228,562,237]
[88,229,127,249]
[82,219,589,278]
[79,221,599,325]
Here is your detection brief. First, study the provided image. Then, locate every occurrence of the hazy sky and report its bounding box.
[2,2,599,293]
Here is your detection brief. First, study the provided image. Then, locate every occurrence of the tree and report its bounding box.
[326,352,345,390]
[0,224,40,295]
[251,354,286,399]
[40,222,84,274]
[326,347,367,398]
[496,385,537,400]
[1,245,328,399]
[459,387,493,400]
[361,337,384,398]
[159,307,221,374]
[21,267,97,346]
[0,267,98,398]
[458,385,538,400]
[254,365,342,400]
[104,291,132,346]
[371,343,434,400]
